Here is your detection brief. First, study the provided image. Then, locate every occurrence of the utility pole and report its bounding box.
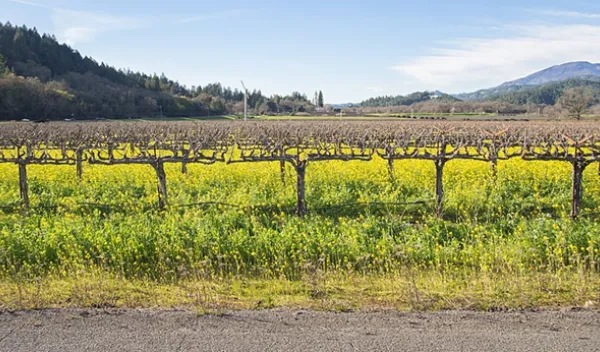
[241,81,248,121]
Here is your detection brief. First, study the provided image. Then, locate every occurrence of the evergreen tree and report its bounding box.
[318,90,324,107]
[209,97,226,113]
[0,53,7,76]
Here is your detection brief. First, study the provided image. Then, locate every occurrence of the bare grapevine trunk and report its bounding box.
[490,159,498,179]
[18,162,29,212]
[76,149,83,180]
[153,160,168,210]
[571,160,588,219]
[387,157,395,182]
[181,161,188,175]
[295,162,307,216]
[435,159,446,218]
[489,147,498,180]
[280,159,286,185]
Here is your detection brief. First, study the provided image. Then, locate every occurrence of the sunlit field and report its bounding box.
[1,157,600,310]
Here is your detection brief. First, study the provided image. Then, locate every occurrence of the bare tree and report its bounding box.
[587,104,600,118]
[543,105,563,120]
[559,87,592,120]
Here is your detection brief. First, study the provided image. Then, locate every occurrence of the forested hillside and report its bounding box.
[360,91,459,107]
[0,22,314,120]
[481,79,600,105]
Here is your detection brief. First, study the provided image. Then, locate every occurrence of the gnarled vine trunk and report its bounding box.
[295,162,307,216]
[435,159,446,218]
[152,160,168,210]
[76,149,83,180]
[571,160,589,219]
[18,162,29,212]
[280,159,286,185]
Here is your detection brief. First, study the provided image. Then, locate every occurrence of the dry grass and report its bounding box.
[1,269,598,312]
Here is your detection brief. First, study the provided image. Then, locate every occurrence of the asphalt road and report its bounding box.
[1,309,599,352]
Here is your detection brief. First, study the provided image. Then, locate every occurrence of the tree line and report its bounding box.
[360,81,600,109]
[360,91,459,107]
[0,22,321,120]
[357,80,599,119]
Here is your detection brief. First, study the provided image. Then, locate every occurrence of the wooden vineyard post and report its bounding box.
[152,160,168,210]
[571,160,589,219]
[18,162,29,212]
[76,149,83,180]
[434,158,446,218]
[295,161,307,216]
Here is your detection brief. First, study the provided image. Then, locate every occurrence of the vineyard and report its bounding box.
[1,120,600,310]
[2,120,600,218]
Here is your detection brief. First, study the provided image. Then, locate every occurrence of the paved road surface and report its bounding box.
[1,309,599,351]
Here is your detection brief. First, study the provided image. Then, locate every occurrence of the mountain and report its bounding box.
[456,62,600,101]
[477,78,600,106]
[501,62,600,87]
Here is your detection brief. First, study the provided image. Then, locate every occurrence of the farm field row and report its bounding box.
[105,114,500,122]
[1,158,599,310]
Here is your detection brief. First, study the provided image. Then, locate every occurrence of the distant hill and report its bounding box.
[477,78,600,105]
[360,91,459,107]
[501,62,600,87]
[456,62,600,101]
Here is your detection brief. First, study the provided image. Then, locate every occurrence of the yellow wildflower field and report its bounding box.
[0,157,599,310]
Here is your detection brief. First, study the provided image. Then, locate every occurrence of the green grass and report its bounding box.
[109,115,240,122]
[254,115,393,120]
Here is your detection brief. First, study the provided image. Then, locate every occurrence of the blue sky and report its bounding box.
[2,0,600,103]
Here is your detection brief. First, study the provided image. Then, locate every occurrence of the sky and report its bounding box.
[2,0,600,103]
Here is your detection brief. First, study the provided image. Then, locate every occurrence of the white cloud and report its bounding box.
[61,27,97,44]
[51,9,146,44]
[391,24,600,93]
[6,0,50,9]
[179,9,248,24]
[537,9,600,19]
[6,0,147,44]
[366,86,384,94]
[58,9,148,44]
[7,0,248,44]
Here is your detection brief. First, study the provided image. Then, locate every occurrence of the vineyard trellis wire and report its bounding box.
[1,120,600,219]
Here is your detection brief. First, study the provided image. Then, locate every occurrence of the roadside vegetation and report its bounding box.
[1,157,599,311]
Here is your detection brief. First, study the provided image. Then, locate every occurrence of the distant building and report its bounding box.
[497,109,528,116]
